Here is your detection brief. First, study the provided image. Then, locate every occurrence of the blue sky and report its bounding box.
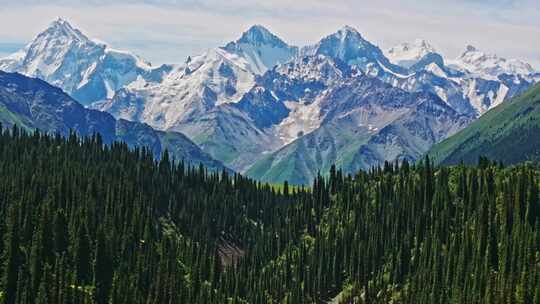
[0,0,539,68]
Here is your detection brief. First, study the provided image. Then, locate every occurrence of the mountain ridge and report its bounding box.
[428,82,540,165]
[2,19,538,184]
[246,71,472,184]
[0,70,227,171]
[0,18,171,105]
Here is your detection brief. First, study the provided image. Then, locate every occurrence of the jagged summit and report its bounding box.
[51,17,70,27]
[458,45,481,59]
[310,26,372,55]
[321,25,367,45]
[242,25,273,38]
[464,45,478,53]
[453,45,535,78]
[41,17,91,43]
[336,25,363,38]
[234,24,290,49]
[384,39,439,69]
[0,17,162,105]
[222,24,298,75]
[303,24,407,76]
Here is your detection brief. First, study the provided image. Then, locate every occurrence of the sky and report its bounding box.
[0,0,539,69]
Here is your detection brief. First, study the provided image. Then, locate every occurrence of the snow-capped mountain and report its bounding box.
[98,24,537,176]
[0,70,227,171]
[302,30,529,116]
[302,26,407,78]
[3,19,538,183]
[384,39,438,69]
[94,25,300,171]
[449,45,535,80]
[0,18,170,105]
[246,60,472,184]
[99,48,257,129]
[223,25,298,75]
[383,41,537,116]
[97,25,298,130]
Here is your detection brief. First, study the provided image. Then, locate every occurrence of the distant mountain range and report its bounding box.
[0,18,171,106]
[0,70,227,171]
[428,82,540,166]
[1,19,538,184]
[244,56,471,184]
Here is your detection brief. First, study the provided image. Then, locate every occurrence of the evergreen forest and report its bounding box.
[0,125,539,303]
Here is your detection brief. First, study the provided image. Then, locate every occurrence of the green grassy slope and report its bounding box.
[428,83,540,165]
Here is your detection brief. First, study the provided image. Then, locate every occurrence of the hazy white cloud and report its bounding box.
[0,0,538,68]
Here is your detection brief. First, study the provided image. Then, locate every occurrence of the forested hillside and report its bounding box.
[428,83,540,166]
[0,125,539,303]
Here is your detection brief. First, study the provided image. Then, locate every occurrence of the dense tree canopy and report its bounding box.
[0,125,538,303]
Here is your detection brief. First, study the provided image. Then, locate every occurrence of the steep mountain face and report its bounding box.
[449,45,535,79]
[384,42,538,117]
[99,25,536,179]
[223,25,299,75]
[169,101,281,172]
[94,25,300,170]
[428,83,540,165]
[97,25,298,127]
[97,48,258,129]
[246,71,471,184]
[0,18,170,105]
[4,19,537,184]
[303,32,537,118]
[384,39,439,69]
[0,71,226,170]
[302,26,407,77]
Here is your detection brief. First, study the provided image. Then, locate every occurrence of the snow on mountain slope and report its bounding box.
[384,39,438,68]
[303,30,508,117]
[10,21,533,181]
[223,25,298,75]
[95,25,301,170]
[302,26,408,78]
[246,73,472,185]
[449,45,535,80]
[382,39,537,117]
[259,55,357,144]
[165,55,352,170]
[100,47,258,131]
[98,24,299,129]
[0,70,227,171]
[98,24,537,174]
[0,18,169,105]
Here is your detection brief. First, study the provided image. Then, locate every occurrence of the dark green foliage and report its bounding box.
[0,126,538,303]
[93,230,112,304]
[429,82,540,166]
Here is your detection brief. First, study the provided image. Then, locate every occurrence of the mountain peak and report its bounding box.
[413,39,436,51]
[318,25,370,48]
[458,45,484,60]
[246,24,272,35]
[237,24,288,48]
[340,25,359,32]
[464,45,478,53]
[336,25,363,39]
[455,45,534,78]
[303,25,408,76]
[52,17,69,26]
[384,39,438,68]
[221,25,297,75]
[42,17,90,43]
